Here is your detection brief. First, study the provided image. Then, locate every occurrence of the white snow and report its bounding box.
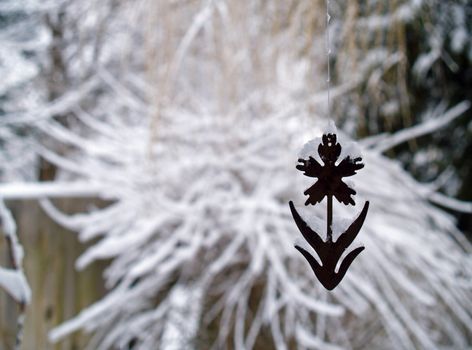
[298,124,363,165]
[0,268,31,304]
[337,136,362,162]
[324,120,337,135]
[331,217,351,243]
[298,137,322,163]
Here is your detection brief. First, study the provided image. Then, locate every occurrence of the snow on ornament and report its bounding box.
[290,124,369,290]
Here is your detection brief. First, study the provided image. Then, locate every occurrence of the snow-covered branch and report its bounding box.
[0,199,31,349]
[0,182,108,200]
[370,101,470,153]
[0,200,30,304]
[0,77,100,126]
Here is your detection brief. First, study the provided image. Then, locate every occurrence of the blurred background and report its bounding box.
[0,0,471,349]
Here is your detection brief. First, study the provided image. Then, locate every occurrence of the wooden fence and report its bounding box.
[0,199,106,350]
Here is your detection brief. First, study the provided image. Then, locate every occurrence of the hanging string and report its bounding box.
[325,0,331,120]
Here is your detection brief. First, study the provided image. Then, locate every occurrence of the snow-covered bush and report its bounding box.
[42,97,472,349]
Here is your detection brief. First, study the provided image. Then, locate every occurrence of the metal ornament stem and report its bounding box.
[289,132,369,290]
[327,194,333,242]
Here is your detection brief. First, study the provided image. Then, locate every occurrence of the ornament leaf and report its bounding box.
[335,201,369,250]
[289,201,324,253]
[334,246,365,285]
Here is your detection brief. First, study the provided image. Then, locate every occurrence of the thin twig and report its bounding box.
[0,200,30,350]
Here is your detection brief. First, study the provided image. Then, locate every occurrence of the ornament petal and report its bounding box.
[296,157,323,178]
[303,181,328,205]
[332,181,357,205]
[337,156,364,177]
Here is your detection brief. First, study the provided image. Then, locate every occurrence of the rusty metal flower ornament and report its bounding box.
[297,133,364,206]
[289,130,369,290]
